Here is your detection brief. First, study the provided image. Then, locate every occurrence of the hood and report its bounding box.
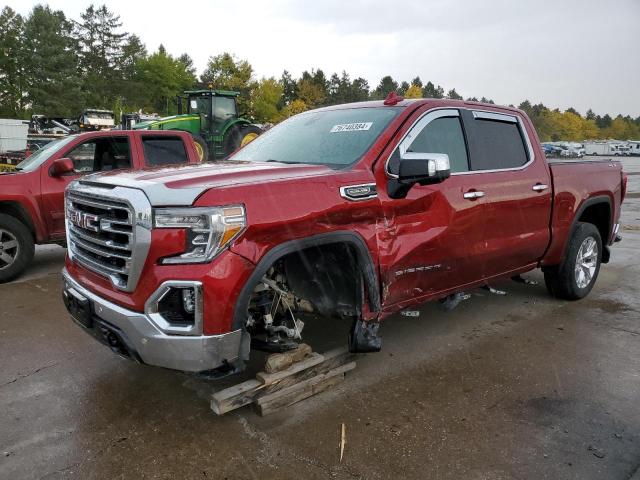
[78,161,333,206]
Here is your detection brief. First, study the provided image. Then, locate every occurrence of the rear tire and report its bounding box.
[223,125,262,157]
[191,134,209,162]
[544,222,602,300]
[0,214,35,283]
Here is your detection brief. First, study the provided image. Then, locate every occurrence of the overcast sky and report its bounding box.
[8,0,640,116]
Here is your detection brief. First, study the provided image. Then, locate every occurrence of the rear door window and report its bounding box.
[142,136,189,166]
[466,112,529,170]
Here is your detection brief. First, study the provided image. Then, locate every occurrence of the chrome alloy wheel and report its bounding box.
[575,236,598,289]
[0,228,19,270]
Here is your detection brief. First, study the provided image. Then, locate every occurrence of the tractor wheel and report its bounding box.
[191,134,209,162]
[239,125,262,148]
[224,125,262,157]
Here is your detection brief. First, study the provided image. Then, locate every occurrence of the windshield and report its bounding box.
[229,107,401,167]
[16,136,76,172]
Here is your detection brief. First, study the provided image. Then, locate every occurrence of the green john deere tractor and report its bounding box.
[132,88,262,161]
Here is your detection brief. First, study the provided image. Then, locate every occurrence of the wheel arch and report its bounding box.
[574,195,612,246]
[232,231,380,331]
[0,201,37,240]
[553,195,612,267]
[220,118,251,139]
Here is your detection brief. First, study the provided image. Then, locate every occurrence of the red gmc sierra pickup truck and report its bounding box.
[0,130,200,282]
[62,96,627,375]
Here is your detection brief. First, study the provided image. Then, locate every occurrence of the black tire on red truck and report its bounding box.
[0,213,35,283]
[544,222,602,300]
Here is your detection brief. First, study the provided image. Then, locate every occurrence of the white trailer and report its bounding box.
[628,141,640,156]
[584,142,621,156]
[0,119,28,153]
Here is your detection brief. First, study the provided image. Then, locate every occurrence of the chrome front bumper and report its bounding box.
[62,268,243,372]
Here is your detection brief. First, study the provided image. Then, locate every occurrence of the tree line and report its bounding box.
[1,4,639,142]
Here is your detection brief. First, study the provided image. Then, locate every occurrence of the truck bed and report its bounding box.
[543,158,624,265]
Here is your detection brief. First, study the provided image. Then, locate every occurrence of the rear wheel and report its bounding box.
[191,134,209,162]
[224,125,262,157]
[0,214,35,283]
[544,222,602,300]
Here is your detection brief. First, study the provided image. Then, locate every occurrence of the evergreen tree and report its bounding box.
[447,88,463,100]
[371,75,398,99]
[75,4,127,108]
[350,77,370,102]
[411,76,423,89]
[23,5,82,117]
[279,70,297,107]
[398,81,410,96]
[178,53,196,77]
[0,7,27,117]
[422,81,444,99]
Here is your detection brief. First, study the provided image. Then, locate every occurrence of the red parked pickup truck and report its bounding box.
[0,130,200,282]
[62,97,627,375]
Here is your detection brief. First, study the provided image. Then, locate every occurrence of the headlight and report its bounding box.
[154,205,246,264]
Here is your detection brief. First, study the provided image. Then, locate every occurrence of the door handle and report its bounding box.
[532,183,549,192]
[463,190,485,200]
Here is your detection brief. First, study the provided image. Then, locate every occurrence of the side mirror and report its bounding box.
[50,157,75,177]
[398,153,451,185]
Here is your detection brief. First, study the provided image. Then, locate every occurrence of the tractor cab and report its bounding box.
[184,89,239,136]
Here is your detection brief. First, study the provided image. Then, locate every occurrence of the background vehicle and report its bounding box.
[62,97,626,376]
[584,141,624,156]
[628,140,640,155]
[0,130,201,282]
[77,109,115,131]
[541,143,563,158]
[132,88,263,161]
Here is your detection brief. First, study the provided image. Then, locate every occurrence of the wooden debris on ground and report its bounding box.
[210,344,355,416]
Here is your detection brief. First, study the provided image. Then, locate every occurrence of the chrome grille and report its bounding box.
[65,182,152,292]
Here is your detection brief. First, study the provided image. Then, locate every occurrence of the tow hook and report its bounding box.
[349,319,382,353]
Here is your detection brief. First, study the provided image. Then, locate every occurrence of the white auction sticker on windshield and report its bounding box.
[330,122,373,133]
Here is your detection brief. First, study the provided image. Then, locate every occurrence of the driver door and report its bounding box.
[378,108,490,308]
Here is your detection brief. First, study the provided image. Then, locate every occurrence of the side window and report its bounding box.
[66,142,96,173]
[469,117,529,170]
[406,117,469,173]
[388,114,469,175]
[142,136,189,166]
[65,137,131,173]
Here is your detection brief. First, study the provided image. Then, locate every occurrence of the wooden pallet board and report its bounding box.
[210,345,355,416]
[255,361,356,416]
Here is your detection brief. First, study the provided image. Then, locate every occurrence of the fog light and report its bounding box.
[182,288,196,314]
[145,281,203,335]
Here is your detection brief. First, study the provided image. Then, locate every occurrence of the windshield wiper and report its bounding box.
[265,159,306,165]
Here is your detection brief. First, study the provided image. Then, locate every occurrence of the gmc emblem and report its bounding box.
[68,208,100,232]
